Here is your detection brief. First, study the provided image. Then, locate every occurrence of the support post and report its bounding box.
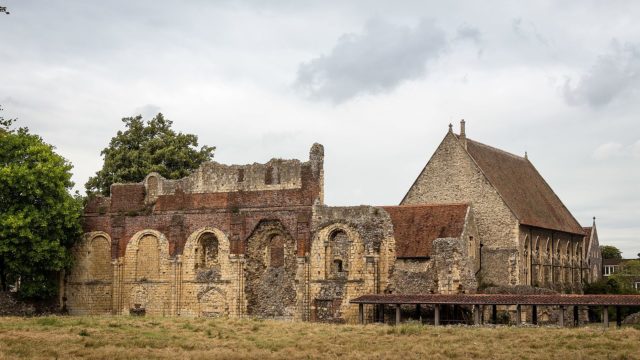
[395,304,401,326]
[474,305,481,325]
[603,306,609,328]
[359,303,364,325]
[616,306,621,328]
[492,304,497,324]
[573,306,579,327]
[516,305,522,326]
[379,304,385,323]
[532,305,538,325]
[559,306,565,327]
[416,304,422,323]
[434,304,440,326]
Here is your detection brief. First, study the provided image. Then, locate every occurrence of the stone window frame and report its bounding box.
[183,227,231,281]
[125,229,170,282]
[71,231,113,283]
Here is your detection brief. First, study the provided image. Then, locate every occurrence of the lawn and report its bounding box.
[0,316,638,359]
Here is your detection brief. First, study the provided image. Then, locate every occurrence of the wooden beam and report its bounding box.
[474,305,481,325]
[434,304,440,326]
[603,306,609,328]
[395,304,401,326]
[416,304,422,323]
[559,306,565,327]
[516,304,522,326]
[359,303,364,325]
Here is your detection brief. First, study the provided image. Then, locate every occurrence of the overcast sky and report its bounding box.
[1,1,639,257]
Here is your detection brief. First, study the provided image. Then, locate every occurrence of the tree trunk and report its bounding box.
[0,256,6,291]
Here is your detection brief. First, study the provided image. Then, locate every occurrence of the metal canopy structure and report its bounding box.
[350,294,640,327]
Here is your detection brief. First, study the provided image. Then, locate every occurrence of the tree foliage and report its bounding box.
[609,260,640,293]
[0,108,82,298]
[601,245,622,260]
[85,113,215,196]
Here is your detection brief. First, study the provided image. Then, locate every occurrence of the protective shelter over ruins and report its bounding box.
[65,122,600,323]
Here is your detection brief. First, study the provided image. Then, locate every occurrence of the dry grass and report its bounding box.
[0,316,638,359]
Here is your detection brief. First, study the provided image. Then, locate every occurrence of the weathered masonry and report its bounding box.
[65,122,601,322]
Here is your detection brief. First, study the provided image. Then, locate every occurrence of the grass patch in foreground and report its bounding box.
[0,316,638,359]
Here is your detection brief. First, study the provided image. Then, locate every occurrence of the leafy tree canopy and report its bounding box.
[609,259,640,294]
[85,113,215,196]
[601,245,622,260]
[0,108,82,298]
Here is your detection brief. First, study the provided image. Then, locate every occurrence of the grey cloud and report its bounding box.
[294,18,447,103]
[456,24,481,44]
[563,42,640,107]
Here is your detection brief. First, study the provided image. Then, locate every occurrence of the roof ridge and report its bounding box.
[466,137,526,161]
[382,203,470,208]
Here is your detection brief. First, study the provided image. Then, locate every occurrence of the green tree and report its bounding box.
[601,245,622,260]
[0,109,82,298]
[85,113,215,196]
[609,260,640,293]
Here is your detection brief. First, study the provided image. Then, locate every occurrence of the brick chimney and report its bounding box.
[459,119,467,149]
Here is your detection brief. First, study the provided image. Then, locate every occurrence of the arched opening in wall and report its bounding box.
[244,220,296,318]
[88,236,112,281]
[194,232,222,282]
[196,232,219,269]
[329,229,350,279]
[267,234,285,268]
[136,234,159,281]
[333,259,343,273]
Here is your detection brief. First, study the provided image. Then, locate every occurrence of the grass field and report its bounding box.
[0,316,639,359]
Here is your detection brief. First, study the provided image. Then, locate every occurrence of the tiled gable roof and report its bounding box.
[383,203,469,258]
[463,138,584,235]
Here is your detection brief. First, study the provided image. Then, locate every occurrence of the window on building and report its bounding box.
[635,282,640,290]
[329,230,349,278]
[268,234,285,268]
[604,265,619,276]
[196,232,219,270]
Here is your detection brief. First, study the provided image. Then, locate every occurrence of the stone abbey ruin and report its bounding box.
[64,121,602,322]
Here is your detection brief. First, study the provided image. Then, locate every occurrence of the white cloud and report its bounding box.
[593,140,640,160]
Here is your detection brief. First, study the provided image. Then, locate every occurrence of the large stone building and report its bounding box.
[64,121,598,322]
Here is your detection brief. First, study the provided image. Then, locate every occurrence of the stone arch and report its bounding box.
[69,232,113,283]
[311,223,363,281]
[123,230,170,315]
[183,227,231,282]
[244,219,297,318]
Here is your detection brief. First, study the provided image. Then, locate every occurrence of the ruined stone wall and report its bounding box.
[66,144,323,318]
[308,205,395,323]
[402,132,520,286]
[390,207,480,295]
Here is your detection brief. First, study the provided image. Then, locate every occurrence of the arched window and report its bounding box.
[88,236,111,281]
[196,232,219,269]
[330,230,349,278]
[333,259,343,273]
[136,234,159,281]
[268,234,284,268]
